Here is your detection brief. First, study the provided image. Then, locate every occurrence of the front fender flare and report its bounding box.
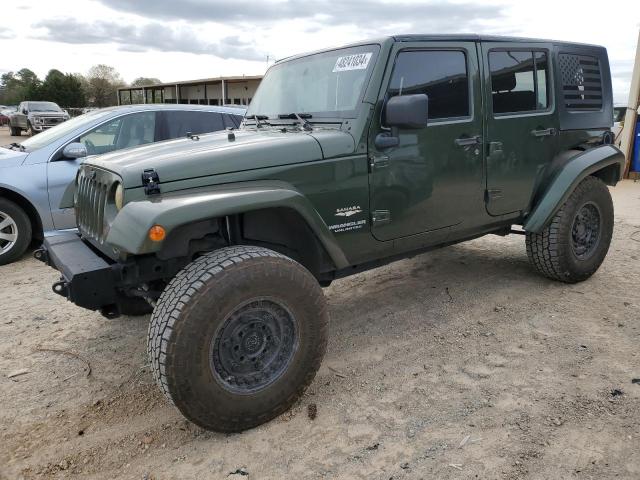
[106,180,349,269]
[523,145,624,233]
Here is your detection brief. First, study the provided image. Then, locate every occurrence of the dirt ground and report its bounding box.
[1,126,639,479]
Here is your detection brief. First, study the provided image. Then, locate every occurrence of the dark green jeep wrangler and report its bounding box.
[38,35,623,432]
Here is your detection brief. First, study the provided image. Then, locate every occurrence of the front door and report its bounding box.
[368,42,484,241]
[482,42,559,216]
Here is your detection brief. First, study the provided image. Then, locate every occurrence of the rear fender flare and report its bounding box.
[523,145,624,233]
[106,180,349,269]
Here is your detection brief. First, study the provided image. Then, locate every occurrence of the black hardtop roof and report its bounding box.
[276,35,605,64]
[392,33,604,48]
[393,34,603,49]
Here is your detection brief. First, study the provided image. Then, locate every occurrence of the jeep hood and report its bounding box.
[88,128,355,188]
[0,147,28,168]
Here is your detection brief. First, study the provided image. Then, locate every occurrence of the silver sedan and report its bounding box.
[0,104,245,265]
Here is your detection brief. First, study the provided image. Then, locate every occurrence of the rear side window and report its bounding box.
[223,113,242,129]
[558,53,603,110]
[160,111,226,140]
[388,50,470,120]
[489,50,549,114]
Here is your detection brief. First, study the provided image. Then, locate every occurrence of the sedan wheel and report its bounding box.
[0,211,18,255]
[0,198,33,266]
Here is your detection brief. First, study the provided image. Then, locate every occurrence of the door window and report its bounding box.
[489,50,549,114]
[78,111,156,155]
[159,111,226,140]
[387,50,470,120]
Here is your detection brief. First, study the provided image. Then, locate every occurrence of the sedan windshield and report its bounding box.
[29,102,62,112]
[247,45,379,120]
[19,110,114,151]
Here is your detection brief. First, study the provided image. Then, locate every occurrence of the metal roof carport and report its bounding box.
[117,75,262,107]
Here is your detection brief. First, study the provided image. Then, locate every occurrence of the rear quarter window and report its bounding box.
[160,111,226,140]
[558,53,603,110]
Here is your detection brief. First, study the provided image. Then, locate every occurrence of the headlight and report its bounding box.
[33,116,43,124]
[114,183,124,210]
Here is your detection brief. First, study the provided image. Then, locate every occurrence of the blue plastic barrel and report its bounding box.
[633,116,640,172]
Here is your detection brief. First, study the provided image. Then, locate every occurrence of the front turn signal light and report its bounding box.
[148,225,166,242]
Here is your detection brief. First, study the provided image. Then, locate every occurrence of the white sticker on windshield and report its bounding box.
[333,52,373,72]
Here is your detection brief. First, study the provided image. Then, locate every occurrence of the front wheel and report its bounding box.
[148,246,328,432]
[0,198,32,266]
[526,176,613,283]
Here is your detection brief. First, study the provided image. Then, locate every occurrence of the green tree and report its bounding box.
[85,64,125,107]
[40,70,86,107]
[131,77,161,87]
[0,68,41,104]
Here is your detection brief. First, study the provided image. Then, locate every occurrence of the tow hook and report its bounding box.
[33,248,48,264]
[52,279,69,298]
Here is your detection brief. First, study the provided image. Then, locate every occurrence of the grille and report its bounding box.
[558,53,602,110]
[43,117,64,126]
[75,166,116,243]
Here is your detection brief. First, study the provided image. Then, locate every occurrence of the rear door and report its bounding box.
[368,41,484,241]
[482,42,558,216]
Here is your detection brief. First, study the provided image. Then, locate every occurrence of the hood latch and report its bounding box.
[142,168,161,195]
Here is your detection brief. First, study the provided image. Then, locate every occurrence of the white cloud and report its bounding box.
[0,0,637,102]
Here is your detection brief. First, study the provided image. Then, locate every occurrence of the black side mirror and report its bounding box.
[375,94,429,150]
[385,94,428,129]
[22,109,28,115]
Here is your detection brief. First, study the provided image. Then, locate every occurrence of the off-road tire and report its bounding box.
[0,198,32,266]
[526,176,613,283]
[9,125,21,136]
[148,245,328,432]
[27,122,35,136]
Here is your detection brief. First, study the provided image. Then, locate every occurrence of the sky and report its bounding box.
[0,0,638,103]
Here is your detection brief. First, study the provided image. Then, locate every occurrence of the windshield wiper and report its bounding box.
[244,114,270,128]
[8,142,25,152]
[278,113,313,131]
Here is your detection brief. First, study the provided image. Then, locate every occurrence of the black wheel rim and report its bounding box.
[210,298,298,394]
[571,201,601,260]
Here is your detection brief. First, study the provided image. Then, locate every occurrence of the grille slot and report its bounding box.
[75,166,116,243]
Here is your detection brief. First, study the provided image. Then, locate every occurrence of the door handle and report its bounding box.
[454,135,482,147]
[530,128,556,137]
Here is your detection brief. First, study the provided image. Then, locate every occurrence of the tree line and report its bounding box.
[0,65,160,108]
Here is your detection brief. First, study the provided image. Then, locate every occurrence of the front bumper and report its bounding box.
[35,233,120,315]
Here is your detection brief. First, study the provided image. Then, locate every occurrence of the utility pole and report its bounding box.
[619,29,640,176]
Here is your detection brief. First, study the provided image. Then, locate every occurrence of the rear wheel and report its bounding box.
[526,176,613,283]
[0,198,32,266]
[148,245,328,432]
[9,125,21,136]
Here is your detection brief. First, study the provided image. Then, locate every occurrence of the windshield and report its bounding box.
[19,110,114,150]
[247,45,379,119]
[29,101,62,112]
